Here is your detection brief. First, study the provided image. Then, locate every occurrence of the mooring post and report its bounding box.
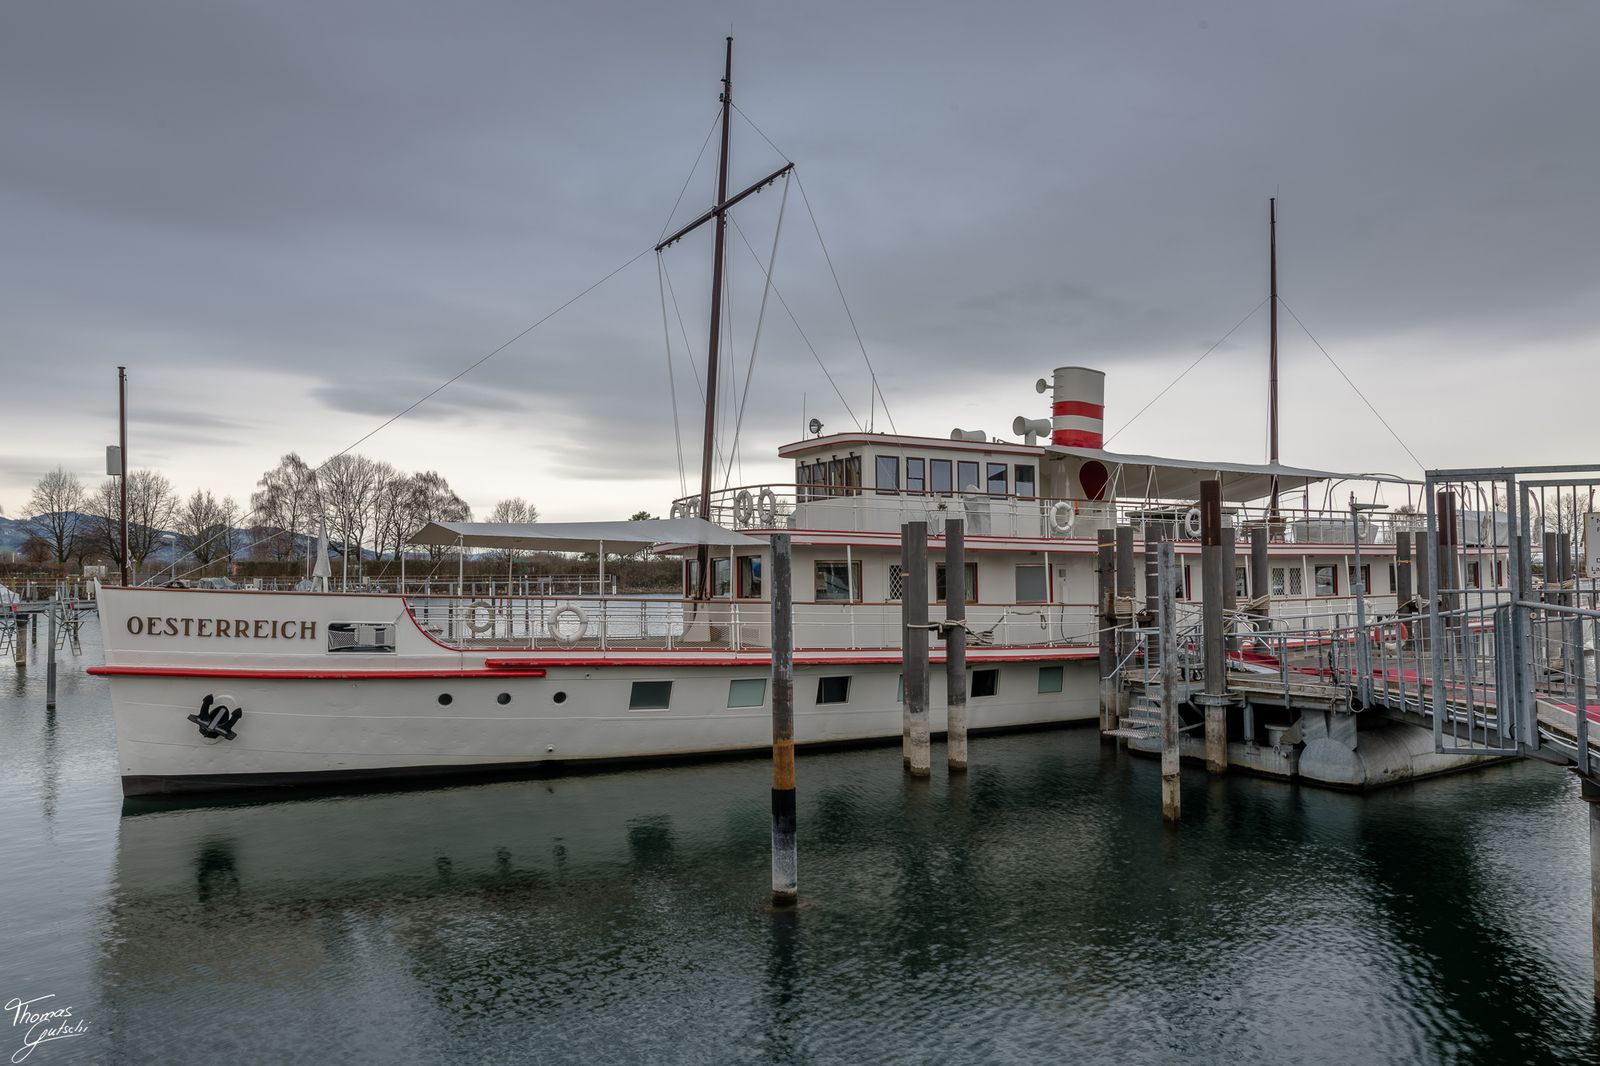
[1159,541,1180,822]
[944,519,968,771]
[1222,526,1239,654]
[1200,480,1228,774]
[1437,491,1460,655]
[901,531,913,763]
[1097,529,1117,733]
[903,521,931,777]
[1115,525,1135,726]
[1582,777,1600,1004]
[46,602,58,709]
[770,533,797,904]
[14,613,26,668]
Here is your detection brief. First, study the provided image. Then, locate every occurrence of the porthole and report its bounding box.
[438,693,453,706]
[553,691,568,704]
[497,693,511,705]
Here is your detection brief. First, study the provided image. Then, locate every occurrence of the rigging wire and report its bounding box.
[1101,295,1270,448]
[722,171,790,491]
[1277,296,1426,472]
[655,254,690,498]
[658,111,723,244]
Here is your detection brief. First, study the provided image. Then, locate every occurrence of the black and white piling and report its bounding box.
[13,613,27,668]
[46,602,58,709]
[769,533,797,904]
[944,519,968,771]
[1200,480,1229,774]
[902,521,931,776]
[1097,529,1117,733]
[1158,541,1181,822]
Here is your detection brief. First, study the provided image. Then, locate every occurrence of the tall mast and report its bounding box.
[118,365,129,585]
[694,36,735,597]
[1268,197,1280,517]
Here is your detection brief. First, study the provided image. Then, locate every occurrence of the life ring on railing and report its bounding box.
[1356,512,1372,541]
[1049,500,1076,534]
[734,489,754,526]
[1371,621,1408,647]
[467,600,494,635]
[1183,507,1203,539]
[757,487,778,526]
[670,500,687,520]
[550,604,587,648]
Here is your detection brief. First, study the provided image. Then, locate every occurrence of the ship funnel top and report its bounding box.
[1040,366,1105,449]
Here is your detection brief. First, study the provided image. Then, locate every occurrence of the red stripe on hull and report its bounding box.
[89,666,549,680]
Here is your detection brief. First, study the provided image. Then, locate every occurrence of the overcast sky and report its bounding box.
[2,0,1597,523]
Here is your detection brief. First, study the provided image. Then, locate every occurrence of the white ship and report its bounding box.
[90,44,1498,796]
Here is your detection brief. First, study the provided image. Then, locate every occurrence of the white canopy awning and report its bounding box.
[409,518,763,555]
[1046,444,1415,503]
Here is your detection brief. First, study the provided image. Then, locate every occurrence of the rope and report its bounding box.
[656,255,689,498]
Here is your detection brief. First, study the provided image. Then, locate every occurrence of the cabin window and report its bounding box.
[896,674,903,703]
[931,459,953,495]
[727,678,767,708]
[629,681,673,710]
[1014,465,1037,498]
[936,563,978,603]
[738,555,763,598]
[875,456,900,494]
[972,669,999,698]
[795,462,814,502]
[1389,563,1398,592]
[986,463,1007,495]
[1015,564,1047,603]
[1289,568,1303,595]
[1038,665,1064,694]
[712,557,732,598]
[685,559,700,597]
[1348,564,1371,593]
[957,461,980,493]
[814,561,862,602]
[907,458,926,494]
[1314,564,1338,596]
[828,458,845,497]
[1234,566,1248,598]
[1466,561,1481,588]
[888,564,905,601]
[1495,560,1504,587]
[817,675,851,704]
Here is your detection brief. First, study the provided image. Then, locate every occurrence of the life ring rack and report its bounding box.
[1049,500,1076,535]
[549,604,588,648]
[1183,507,1203,539]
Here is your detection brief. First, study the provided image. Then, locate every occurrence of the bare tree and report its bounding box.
[318,453,385,570]
[83,478,124,571]
[126,470,178,574]
[251,453,318,561]
[27,466,85,563]
[175,489,237,566]
[409,471,472,561]
[487,497,538,565]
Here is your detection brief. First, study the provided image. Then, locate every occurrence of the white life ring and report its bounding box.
[756,487,778,526]
[1184,507,1203,539]
[550,604,587,648]
[1050,500,1076,534]
[670,500,687,520]
[1355,512,1372,541]
[467,600,494,635]
[734,489,754,525]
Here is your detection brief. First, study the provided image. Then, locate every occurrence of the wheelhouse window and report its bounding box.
[875,455,900,494]
[986,463,1007,495]
[1014,464,1037,498]
[738,555,763,598]
[936,562,978,603]
[816,676,851,704]
[906,458,926,494]
[1314,564,1338,597]
[931,459,953,495]
[1015,564,1047,603]
[629,681,673,710]
[957,461,980,493]
[814,561,862,602]
[712,557,732,598]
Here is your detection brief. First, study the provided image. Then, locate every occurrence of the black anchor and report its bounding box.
[187,694,243,740]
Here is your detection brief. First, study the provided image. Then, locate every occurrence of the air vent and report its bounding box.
[328,622,396,653]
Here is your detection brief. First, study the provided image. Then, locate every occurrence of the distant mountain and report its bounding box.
[0,512,375,564]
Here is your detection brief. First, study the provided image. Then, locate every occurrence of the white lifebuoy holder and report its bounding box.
[734,489,754,526]
[467,600,494,635]
[757,487,778,526]
[1049,500,1076,535]
[550,604,587,648]
[1184,507,1203,539]
[1355,512,1372,541]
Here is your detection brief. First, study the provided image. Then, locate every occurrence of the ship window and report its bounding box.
[1495,560,1504,587]
[1466,561,1481,588]
[936,563,978,603]
[888,564,904,601]
[896,674,903,703]
[875,456,900,494]
[629,681,673,710]
[738,555,763,598]
[712,557,732,598]
[817,675,851,705]
[1235,567,1249,597]
[931,459,953,495]
[1348,563,1372,592]
[1038,665,1064,693]
[986,463,1007,495]
[957,461,980,493]
[972,669,999,698]
[828,458,845,497]
[1314,564,1338,596]
[814,561,862,602]
[328,621,396,653]
[1289,567,1304,596]
[907,458,926,494]
[1015,564,1047,602]
[727,678,767,708]
[1015,465,1037,498]
[846,455,862,495]
[1270,567,1286,597]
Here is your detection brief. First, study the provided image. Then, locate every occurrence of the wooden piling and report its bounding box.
[1200,480,1228,774]
[46,603,58,709]
[944,519,968,771]
[903,521,931,777]
[14,613,26,668]
[769,533,797,904]
[1250,526,1269,618]
[1583,777,1600,1003]
[1097,529,1117,733]
[1158,541,1181,822]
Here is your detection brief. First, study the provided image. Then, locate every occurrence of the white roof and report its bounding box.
[1046,444,1415,503]
[409,518,763,554]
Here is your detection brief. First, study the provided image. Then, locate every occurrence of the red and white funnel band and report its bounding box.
[1048,367,1106,449]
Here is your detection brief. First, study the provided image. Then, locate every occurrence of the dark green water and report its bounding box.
[4,625,1600,1065]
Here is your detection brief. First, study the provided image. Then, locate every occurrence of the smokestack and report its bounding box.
[1035,367,1105,448]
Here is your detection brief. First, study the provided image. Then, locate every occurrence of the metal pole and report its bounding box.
[903,521,931,777]
[1268,198,1280,517]
[1115,524,1135,728]
[118,366,129,586]
[46,603,57,708]
[1159,542,1180,821]
[770,533,797,904]
[14,612,27,668]
[1200,480,1227,773]
[1352,500,1370,706]
[1097,529,1117,733]
[945,519,968,771]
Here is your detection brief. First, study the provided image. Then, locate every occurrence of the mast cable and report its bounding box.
[656,255,690,497]
[722,171,790,491]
